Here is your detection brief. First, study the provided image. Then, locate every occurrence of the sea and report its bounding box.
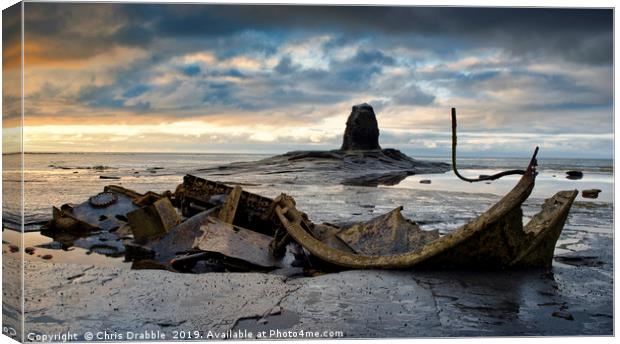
[1,152,614,266]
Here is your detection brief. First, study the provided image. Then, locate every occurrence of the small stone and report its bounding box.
[41,254,53,260]
[582,189,602,199]
[419,179,431,184]
[25,247,36,255]
[8,244,19,253]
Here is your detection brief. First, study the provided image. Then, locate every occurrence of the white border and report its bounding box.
[0,1,615,344]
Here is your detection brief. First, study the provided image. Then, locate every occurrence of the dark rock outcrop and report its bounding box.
[198,103,449,187]
[582,189,602,199]
[341,103,381,151]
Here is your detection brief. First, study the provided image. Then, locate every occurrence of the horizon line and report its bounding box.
[2,151,614,161]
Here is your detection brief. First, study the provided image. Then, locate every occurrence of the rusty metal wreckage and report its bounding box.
[45,108,578,273]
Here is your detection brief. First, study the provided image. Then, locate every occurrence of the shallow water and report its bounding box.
[394,169,613,203]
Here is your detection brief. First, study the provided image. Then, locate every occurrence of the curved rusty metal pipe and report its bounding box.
[451,107,537,183]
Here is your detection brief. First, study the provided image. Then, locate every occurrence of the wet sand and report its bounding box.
[2,211,613,339]
[3,241,612,341]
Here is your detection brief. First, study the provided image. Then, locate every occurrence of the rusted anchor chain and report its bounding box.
[451,107,537,183]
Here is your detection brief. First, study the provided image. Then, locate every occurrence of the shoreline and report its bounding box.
[4,254,612,339]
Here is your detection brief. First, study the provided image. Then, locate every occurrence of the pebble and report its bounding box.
[41,254,54,260]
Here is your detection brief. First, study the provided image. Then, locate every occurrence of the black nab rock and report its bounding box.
[341,103,381,151]
[199,103,450,186]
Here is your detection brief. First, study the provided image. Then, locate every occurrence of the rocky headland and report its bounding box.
[198,103,449,186]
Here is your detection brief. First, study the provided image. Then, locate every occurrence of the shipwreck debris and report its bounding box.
[451,108,531,183]
[41,164,578,273]
[336,207,439,256]
[274,140,577,269]
[511,190,578,268]
[307,223,355,254]
[179,175,281,236]
[218,185,242,223]
[39,105,581,274]
[89,192,118,207]
[43,186,174,257]
[50,185,146,233]
[133,209,217,263]
[128,198,180,243]
[196,217,286,270]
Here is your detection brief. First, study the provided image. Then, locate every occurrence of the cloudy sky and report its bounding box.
[4,3,613,157]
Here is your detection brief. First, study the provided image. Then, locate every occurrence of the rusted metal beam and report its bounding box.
[218,185,242,224]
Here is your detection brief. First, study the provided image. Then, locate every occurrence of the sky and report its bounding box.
[2,3,614,158]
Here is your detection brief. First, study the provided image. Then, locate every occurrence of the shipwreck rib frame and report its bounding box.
[451,107,534,183]
[275,147,576,270]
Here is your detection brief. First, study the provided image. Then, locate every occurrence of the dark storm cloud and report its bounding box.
[76,83,152,111]
[2,3,21,49]
[451,69,612,105]
[112,25,155,46]
[76,85,124,108]
[275,56,295,75]
[132,5,613,64]
[351,49,396,66]
[23,3,612,64]
[122,84,150,98]
[179,64,201,77]
[2,3,22,72]
[391,84,436,106]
